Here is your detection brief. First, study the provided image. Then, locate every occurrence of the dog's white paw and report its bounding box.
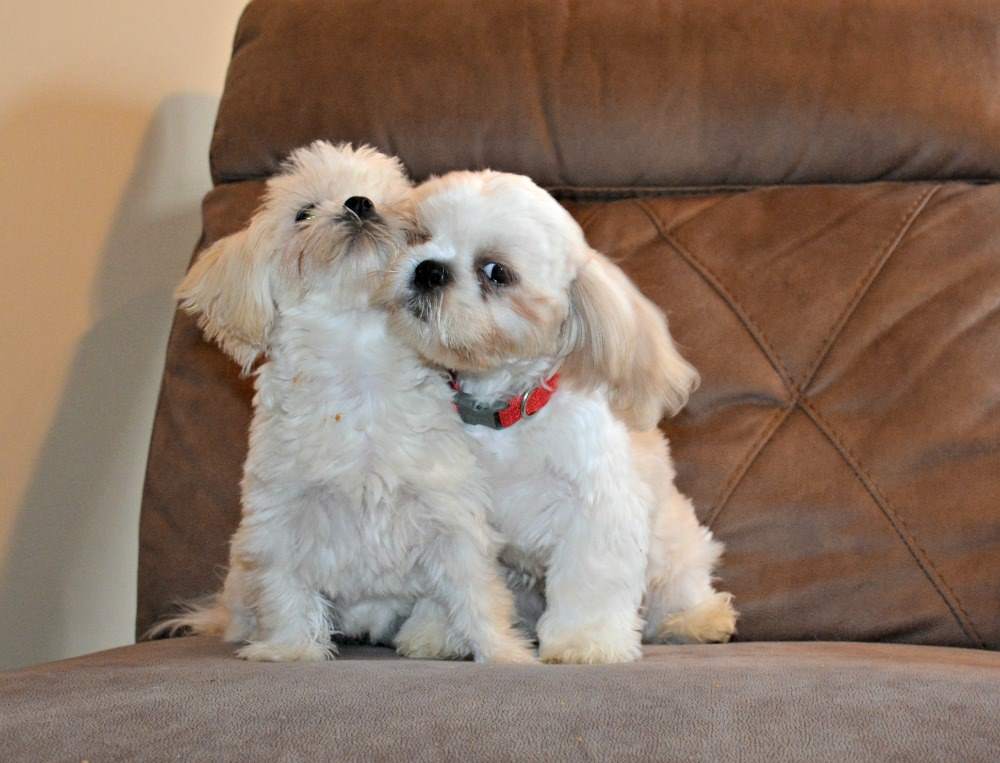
[481,636,538,665]
[395,614,468,660]
[395,631,466,661]
[235,640,335,662]
[539,629,642,665]
[656,591,738,644]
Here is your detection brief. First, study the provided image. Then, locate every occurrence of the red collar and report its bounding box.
[449,373,560,429]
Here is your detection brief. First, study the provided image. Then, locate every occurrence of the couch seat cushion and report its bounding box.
[2,638,998,761]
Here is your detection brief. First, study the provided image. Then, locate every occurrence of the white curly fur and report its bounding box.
[386,170,737,664]
[150,143,534,664]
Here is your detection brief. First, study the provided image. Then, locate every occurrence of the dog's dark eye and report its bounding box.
[295,204,316,223]
[481,261,512,286]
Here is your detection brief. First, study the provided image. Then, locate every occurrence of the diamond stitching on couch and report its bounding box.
[799,398,985,648]
[796,186,942,395]
[634,187,937,517]
[634,198,798,391]
[634,186,981,647]
[703,403,797,527]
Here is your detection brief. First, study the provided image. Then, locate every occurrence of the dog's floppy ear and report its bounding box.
[175,224,278,373]
[562,250,699,431]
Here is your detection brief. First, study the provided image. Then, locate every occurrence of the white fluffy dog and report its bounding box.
[154,143,534,664]
[385,170,738,664]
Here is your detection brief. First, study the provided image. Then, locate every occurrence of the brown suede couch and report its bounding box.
[3,1,999,760]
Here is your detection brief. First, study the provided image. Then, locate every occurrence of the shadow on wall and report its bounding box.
[0,92,218,670]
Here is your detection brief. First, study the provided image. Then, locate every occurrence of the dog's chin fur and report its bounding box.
[386,309,528,378]
[150,142,535,665]
[388,170,737,663]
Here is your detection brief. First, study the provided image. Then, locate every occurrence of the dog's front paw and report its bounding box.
[539,628,642,665]
[395,630,467,661]
[394,609,469,661]
[236,640,335,662]
[656,591,738,644]
[481,636,538,665]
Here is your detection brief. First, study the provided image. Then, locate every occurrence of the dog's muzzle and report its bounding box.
[406,290,433,321]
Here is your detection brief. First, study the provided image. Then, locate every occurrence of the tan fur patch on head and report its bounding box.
[511,288,564,334]
[482,325,523,358]
[509,292,542,326]
[446,323,524,370]
[404,224,432,247]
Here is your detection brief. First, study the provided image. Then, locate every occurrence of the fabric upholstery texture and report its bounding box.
[3,637,999,762]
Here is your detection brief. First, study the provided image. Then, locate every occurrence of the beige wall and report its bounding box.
[0,1,249,670]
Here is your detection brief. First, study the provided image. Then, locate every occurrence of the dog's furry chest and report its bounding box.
[465,401,580,567]
[241,306,475,602]
[254,308,459,481]
[300,483,428,603]
[465,390,635,574]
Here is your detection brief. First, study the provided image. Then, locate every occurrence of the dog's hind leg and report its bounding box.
[234,564,334,662]
[642,483,737,644]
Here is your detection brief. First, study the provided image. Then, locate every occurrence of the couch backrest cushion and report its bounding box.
[140,176,1000,649]
[138,0,1000,648]
[210,0,1000,190]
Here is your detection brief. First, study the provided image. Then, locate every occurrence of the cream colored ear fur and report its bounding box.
[175,225,277,373]
[563,250,699,430]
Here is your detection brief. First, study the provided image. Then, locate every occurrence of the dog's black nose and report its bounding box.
[413,260,451,292]
[344,196,374,219]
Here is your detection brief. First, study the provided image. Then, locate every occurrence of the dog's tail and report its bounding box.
[143,595,231,641]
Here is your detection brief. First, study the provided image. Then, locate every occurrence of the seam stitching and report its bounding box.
[637,184,980,644]
[798,398,984,648]
[705,404,794,529]
[208,176,999,194]
[661,196,737,238]
[799,185,941,387]
[634,199,798,391]
[640,185,937,523]
[576,204,604,234]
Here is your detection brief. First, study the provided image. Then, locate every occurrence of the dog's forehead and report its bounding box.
[416,181,565,262]
[272,149,409,208]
